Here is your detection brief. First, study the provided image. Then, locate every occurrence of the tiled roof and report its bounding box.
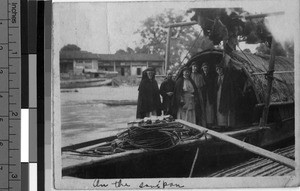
[60,50,164,62]
[60,51,100,60]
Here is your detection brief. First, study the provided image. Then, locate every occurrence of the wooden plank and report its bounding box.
[176,119,295,169]
[61,135,117,151]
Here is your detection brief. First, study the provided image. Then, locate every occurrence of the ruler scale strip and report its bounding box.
[0,0,21,190]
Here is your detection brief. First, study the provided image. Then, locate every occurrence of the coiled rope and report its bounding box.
[68,121,205,157]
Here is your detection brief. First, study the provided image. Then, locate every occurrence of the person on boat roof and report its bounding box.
[136,67,162,119]
[160,70,175,115]
[171,67,201,124]
[190,62,206,126]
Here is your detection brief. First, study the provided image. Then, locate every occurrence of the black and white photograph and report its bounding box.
[52,0,299,189]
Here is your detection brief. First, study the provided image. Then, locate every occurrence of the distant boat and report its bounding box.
[60,78,113,89]
[99,100,137,106]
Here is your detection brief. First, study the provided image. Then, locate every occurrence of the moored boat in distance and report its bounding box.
[60,78,113,89]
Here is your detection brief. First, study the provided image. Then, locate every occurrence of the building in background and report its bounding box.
[60,50,164,79]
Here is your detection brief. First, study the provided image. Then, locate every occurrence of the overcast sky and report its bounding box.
[53,0,298,54]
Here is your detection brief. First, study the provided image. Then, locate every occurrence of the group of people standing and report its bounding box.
[136,62,236,128]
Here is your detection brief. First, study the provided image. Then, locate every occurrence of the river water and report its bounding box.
[61,86,138,147]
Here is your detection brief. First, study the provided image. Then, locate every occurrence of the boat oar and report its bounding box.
[188,147,199,177]
[176,119,295,169]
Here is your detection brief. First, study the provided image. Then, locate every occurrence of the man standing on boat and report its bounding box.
[160,71,175,115]
[215,64,236,128]
[201,62,216,128]
[171,67,200,124]
[136,67,162,119]
[190,62,206,126]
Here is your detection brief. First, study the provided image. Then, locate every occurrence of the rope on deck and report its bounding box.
[67,120,205,156]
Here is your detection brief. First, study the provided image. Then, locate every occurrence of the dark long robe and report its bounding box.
[159,78,175,115]
[171,77,201,124]
[201,71,217,125]
[215,68,238,127]
[136,71,162,119]
[216,68,238,115]
[191,72,206,126]
[202,71,216,106]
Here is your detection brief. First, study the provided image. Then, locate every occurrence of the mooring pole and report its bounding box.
[260,38,276,126]
[163,21,198,74]
[164,27,171,74]
[189,147,200,177]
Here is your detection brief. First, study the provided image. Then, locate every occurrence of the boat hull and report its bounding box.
[62,121,294,178]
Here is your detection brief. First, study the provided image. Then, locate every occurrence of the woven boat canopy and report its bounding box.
[183,49,294,103]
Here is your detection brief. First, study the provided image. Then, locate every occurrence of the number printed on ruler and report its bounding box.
[0,0,21,190]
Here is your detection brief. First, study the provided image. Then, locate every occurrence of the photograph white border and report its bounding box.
[51,0,300,189]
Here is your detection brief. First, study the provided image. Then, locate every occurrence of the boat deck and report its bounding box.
[62,119,294,178]
[208,145,295,177]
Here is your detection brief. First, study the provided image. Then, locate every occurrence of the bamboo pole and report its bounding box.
[260,38,276,126]
[251,71,294,75]
[164,21,198,28]
[176,119,295,169]
[164,27,171,74]
[189,147,199,177]
[235,11,284,20]
[255,101,294,107]
[163,21,198,74]
[164,12,283,29]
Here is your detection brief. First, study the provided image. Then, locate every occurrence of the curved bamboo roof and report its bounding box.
[185,49,294,103]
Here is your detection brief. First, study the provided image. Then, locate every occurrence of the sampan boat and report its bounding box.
[62,49,294,178]
[60,78,113,89]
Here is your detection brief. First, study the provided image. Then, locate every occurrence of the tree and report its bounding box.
[284,42,294,59]
[255,43,270,55]
[126,47,135,54]
[115,47,136,54]
[135,9,213,69]
[115,49,127,54]
[60,44,81,52]
[255,42,293,57]
[243,48,252,53]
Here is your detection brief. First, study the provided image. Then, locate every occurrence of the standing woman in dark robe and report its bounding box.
[159,71,175,115]
[136,67,162,119]
[171,67,201,124]
[190,62,206,126]
[201,62,217,127]
[215,64,236,128]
